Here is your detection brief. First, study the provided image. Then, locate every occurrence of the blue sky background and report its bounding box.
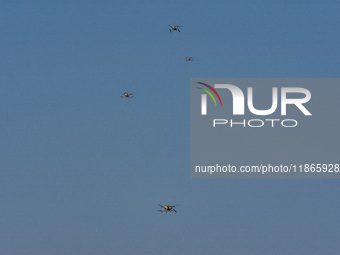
[1,0,340,254]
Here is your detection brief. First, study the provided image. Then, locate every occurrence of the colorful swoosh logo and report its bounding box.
[196,82,223,106]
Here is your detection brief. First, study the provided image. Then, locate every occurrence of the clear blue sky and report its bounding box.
[1,0,340,254]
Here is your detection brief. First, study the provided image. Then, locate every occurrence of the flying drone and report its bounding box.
[158,204,178,213]
[186,57,194,62]
[120,92,134,99]
[169,25,182,32]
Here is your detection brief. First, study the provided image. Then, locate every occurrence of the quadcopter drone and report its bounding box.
[120,92,134,99]
[186,57,194,62]
[158,204,178,213]
[169,25,182,32]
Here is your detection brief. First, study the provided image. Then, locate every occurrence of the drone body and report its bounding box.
[169,25,182,32]
[186,57,194,62]
[158,204,177,213]
[121,92,134,99]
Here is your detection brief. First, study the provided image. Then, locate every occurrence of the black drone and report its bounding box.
[120,92,134,99]
[186,57,194,62]
[169,25,182,32]
[158,204,178,213]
